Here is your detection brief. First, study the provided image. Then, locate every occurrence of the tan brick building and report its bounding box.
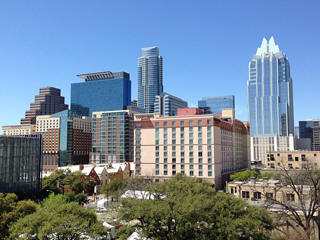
[265,151,320,169]
[133,111,250,189]
[2,124,36,136]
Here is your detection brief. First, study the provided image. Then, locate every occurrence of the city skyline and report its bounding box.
[1,1,320,127]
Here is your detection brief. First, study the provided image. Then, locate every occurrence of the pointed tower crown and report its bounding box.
[256,36,281,55]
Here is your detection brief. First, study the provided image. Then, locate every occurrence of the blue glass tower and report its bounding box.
[198,95,235,115]
[138,47,163,113]
[71,71,131,116]
[154,92,188,116]
[247,37,294,136]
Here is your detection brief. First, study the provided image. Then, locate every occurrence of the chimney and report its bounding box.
[79,164,84,171]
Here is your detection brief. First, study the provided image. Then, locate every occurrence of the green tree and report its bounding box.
[119,175,273,240]
[101,178,128,201]
[0,193,38,239]
[230,169,260,181]
[9,194,109,240]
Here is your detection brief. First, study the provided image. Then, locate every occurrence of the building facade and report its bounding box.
[250,135,294,163]
[2,124,36,136]
[21,87,68,125]
[299,120,320,151]
[138,46,163,113]
[198,95,235,115]
[154,92,188,116]
[265,151,320,169]
[133,113,250,189]
[0,135,41,196]
[36,110,92,170]
[90,110,134,164]
[71,71,131,116]
[247,37,294,137]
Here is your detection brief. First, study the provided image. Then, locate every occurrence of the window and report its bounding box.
[164,158,168,163]
[198,133,202,138]
[302,154,306,161]
[181,158,185,163]
[164,146,168,151]
[288,163,293,169]
[189,171,194,176]
[172,152,176,157]
[172,140,176,144]
[164,170,168,175]
[180,139,184,144]
[155,164,159,169]
[198,139,202,144]
[180,121,185,126]
[190,158,194,163]
[164,140,168,145]
[163,122,168,127]
[172,171,176,175]
[180,127,184,132]
[181,152,185,157]
[198,120,202,126]
[288,154,293,161]
[198,171,203,176]
[207,139,212,144]
[180,133,185,138]
[180,146,184,151]
[286,193,295,201]
[164,165,168,170]
[242,191,250,199]
[266,193,273,200]
[172,158,176,163]
[208,165,212,170]
[208,152,212,157]
[155,146,159,151]
[172,146,176,151]
[155,170,159,175]
[155,122,159,127]
[189,139,193,144]
[190,165,194,170]
[295,157,299,161]
[253,192,261,200]
[198,152,203,157]
[164,152,168,157]
[172,121,176,126]
[136,123,141,127]
[189,133,193,138]
[207,119,212,124]
[208,171,212,176]
[199,165,203,170]
[156,140,159,145]
[190,152,194,157]
[189,146,193,151]
[156,152,159,157]
[198,158,202,163]
[189,120,193,126]
[155,158,159,163]
[181,165,185,170]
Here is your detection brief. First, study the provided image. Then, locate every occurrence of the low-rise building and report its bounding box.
[265,151,320,169]
[133,111,250,189]
[227,179,310,205]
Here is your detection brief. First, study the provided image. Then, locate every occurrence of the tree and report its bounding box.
[9,194,109,240]
[101,178,128,201]
[263,163,320,240]
[230,169,278,181]
[119,175,273,240]
[42,170,95,196]
[0,193,38,239]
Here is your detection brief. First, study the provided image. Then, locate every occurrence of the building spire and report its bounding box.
[256,36,281,55]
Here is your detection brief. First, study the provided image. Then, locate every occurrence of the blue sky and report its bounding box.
[1,0,319,127]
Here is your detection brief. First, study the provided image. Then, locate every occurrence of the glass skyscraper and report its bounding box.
[71,71,131,116]
[247,37,294,137]
[198,95,235,115]
[154,92,188,116]
[138,46,163,113]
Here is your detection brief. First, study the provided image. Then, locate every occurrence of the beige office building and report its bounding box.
[2,124,36,136]
[265,151,320,169]
[133,111,250,189]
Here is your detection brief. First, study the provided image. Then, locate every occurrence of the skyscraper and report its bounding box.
[247,37,294,137]
[299,120,320,151]
[138,46,163,113]
[71,71,131,116]
[198,95,235,115]
[154,93,188,116]
[21,87,68,125]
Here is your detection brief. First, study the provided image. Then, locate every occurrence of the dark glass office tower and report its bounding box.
[21,87,68,125]
[198,95,235,115]
[299,120,320,151]
[71,71,131,116]
[0,135,42,196]
[138,47,163,113]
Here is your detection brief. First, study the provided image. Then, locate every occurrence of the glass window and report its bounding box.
[172,140,176,144]
[155,122,159,127]
[181,158,185,163]
[189,146,193,151]
[164,146,168,151]
[208,165,212,170]
[199,171,203,176]
[189,120,193,126]
[164,158,168,163]
[180,146,184,151]
[163,122,168,127]
[155,164,159,169]
[208,171,212,176]
[164,164,168,169]
[190,165,194,170]
[198,120,202,126]
[189,171,194,176]
[180,139,184,144]
[172,121,176,126]
[199,158,202,163]
[136,123,141,127]
[156,170,159,175]
[155,158,159,163]
[181,165,185,170]
[164,170,168,175]
[180,121,185,126]
[207,120,212,124]
[190,158,194,163]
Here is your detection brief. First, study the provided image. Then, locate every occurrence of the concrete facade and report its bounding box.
[2,124,36,136]
[133,113,250,189]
